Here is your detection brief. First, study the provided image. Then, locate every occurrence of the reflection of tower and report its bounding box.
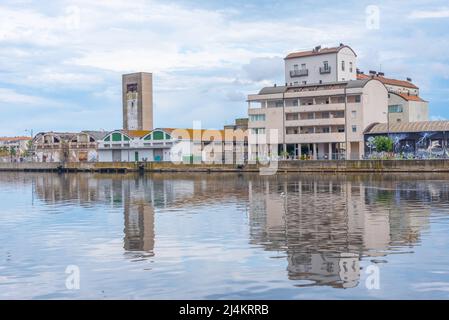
[124,202,155,253]
[122,72,153,131]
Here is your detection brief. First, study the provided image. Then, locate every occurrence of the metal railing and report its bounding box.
[319,66,331,74]
[290,69,308,77]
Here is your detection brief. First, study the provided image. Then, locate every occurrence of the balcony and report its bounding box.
[285,117,346,127]
[290,69,308,77]
[320,66,331,74]
[285,132,346,144]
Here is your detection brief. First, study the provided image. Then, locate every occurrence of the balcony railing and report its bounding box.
[319,66,331,74]
[290,69,308,77]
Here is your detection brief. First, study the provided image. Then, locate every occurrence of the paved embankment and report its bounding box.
[1,160,449,173]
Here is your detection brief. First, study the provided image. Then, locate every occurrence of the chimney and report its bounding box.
[378,72,385,77]
[274,83,277,87]
[314,45,321,52]
[406,77,412,82]
[369,70,377,75]
[339,43,344,47]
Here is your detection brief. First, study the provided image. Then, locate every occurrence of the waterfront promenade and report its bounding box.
[2,159,449,173]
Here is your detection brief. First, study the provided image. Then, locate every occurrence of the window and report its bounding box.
[323,61,329,69]
[152,131,164,140]
[349,62,353,73]
[322,127,330,133]
[286,113,299,121]
[251,128,265,134]
[308,113,314,119]
[352,125,357,133]
[389,105,403,113]
[338,127,345,133]
[286,127,299,135]
[351,111,356,119]
[348,95,361,103]
[341,60,345,71]
[112,133,122,142]
[301,63,306,70]
[292,99,298,106]
[334,111,344,118]
[275,100,284,108]
[301,127,312,134]
[249,114,266,121]
[302,81,307,85]
[294,64,299,70]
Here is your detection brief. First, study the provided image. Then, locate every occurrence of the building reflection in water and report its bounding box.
[248,175,434,289]
[29,173,248,258]
[31,173,156,256]
[24,172,444,289]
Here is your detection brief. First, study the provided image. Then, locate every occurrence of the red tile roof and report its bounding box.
[395,93,426,102]
[0,136,30,142]
[357,74,418,89]
[285,45,356,59]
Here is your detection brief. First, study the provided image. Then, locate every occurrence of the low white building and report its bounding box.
[0,136,31,162]
[32,131,106,162]
[97,128,246,163]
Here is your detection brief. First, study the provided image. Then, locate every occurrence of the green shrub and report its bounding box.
[373,136,393,152]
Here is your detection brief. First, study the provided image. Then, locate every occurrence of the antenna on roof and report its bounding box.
[340,43,344,47]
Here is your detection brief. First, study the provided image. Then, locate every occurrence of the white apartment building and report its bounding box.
[284,44,357,86]
[247,79,388,160]
[357,73,428,123]
[248,44,388,160]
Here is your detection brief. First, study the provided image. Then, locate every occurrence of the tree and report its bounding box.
[9,147,17,159]
[373,136,393,152]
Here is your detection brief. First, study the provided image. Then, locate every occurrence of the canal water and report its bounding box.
[1,172,449,299]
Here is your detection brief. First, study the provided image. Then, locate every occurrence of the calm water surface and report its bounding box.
[1,172,449,299]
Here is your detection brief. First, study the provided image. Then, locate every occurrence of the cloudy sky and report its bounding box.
[0,0,449,136]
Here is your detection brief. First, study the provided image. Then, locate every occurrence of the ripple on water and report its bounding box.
[1,172,449,299]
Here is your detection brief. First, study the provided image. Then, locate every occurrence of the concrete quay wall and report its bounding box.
[0,160,448,173]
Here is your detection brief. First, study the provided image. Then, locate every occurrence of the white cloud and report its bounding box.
[1,0,449,134]
[24,71,104,87]
[0,88,56,105]
[409,8,449,19]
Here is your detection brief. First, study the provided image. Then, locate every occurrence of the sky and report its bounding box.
[0,0,449,136]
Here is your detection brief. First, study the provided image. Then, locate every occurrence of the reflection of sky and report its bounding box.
[1,173,449,299]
